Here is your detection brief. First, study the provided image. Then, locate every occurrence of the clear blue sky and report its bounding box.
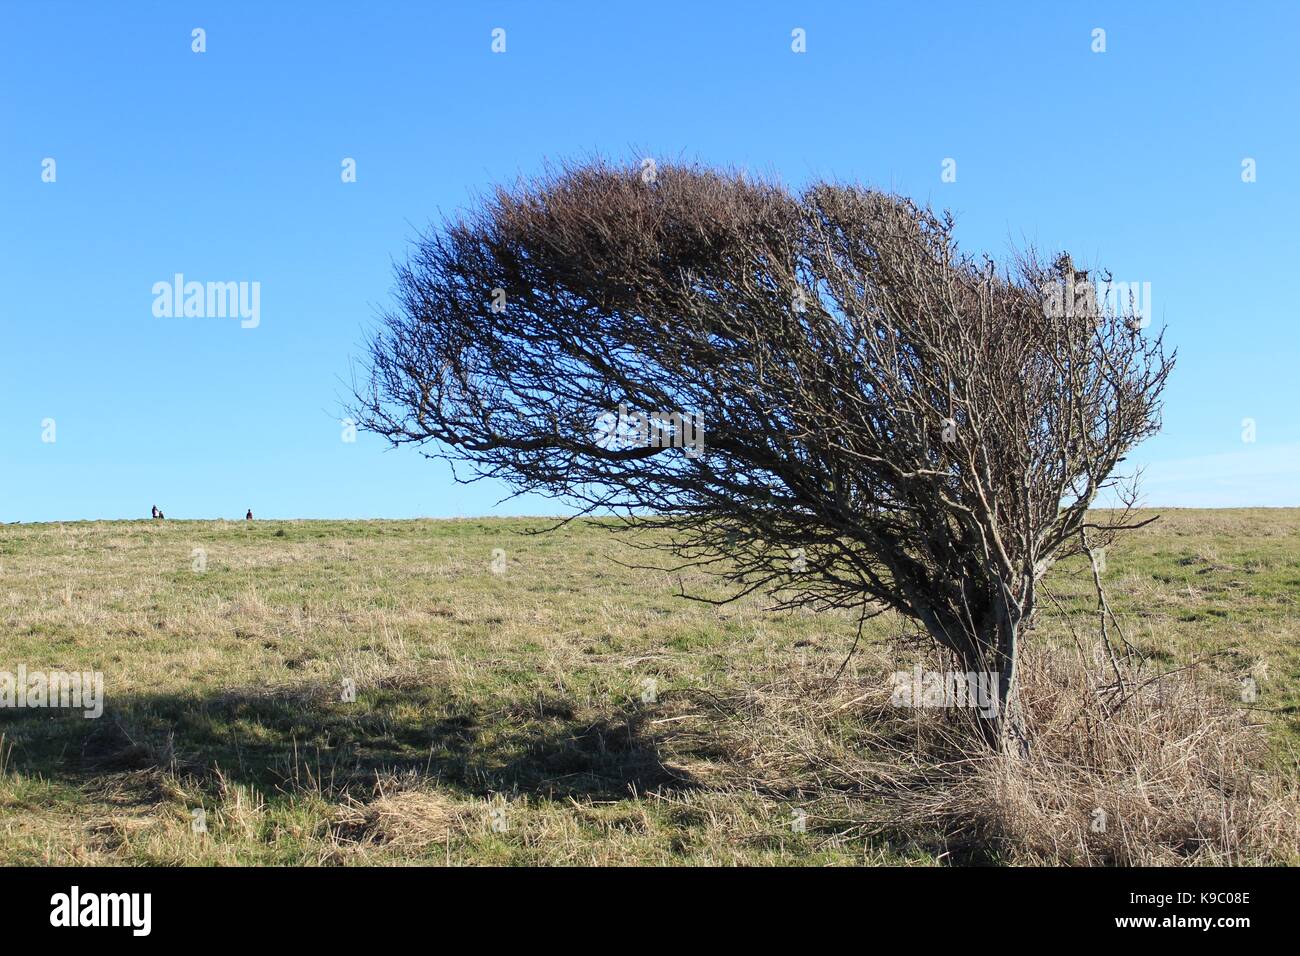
[2,1,1297,521]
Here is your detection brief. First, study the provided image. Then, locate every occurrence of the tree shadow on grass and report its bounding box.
[0,677,701,803]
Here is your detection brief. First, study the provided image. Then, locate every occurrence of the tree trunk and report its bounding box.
[994,620,1030,758]
[958,612,1029,757]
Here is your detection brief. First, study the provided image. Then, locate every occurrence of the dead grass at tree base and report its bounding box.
[716,646,1300,866]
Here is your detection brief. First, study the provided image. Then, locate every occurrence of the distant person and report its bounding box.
[151,505,159,519]
[246,509,253,521]
[158,510,165,519]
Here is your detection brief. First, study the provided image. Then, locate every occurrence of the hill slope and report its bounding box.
[1,511,1296,864]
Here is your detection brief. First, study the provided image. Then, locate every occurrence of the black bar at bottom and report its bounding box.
[0,865,1285,942]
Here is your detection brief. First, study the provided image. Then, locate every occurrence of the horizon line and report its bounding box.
[7,505,1300,527]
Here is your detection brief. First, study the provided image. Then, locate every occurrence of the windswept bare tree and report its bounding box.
[352,160,1174,752]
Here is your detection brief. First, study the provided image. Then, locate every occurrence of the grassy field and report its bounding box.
[1,510,1296,865]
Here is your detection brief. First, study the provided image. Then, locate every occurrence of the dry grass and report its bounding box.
[712,642,1299,865]
[330,774,468,854]
[977,650,1298,864]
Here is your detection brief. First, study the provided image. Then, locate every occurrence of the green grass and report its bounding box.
[0,510,1295,865]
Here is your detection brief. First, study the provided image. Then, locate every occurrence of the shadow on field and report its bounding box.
[0,678,700,802]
